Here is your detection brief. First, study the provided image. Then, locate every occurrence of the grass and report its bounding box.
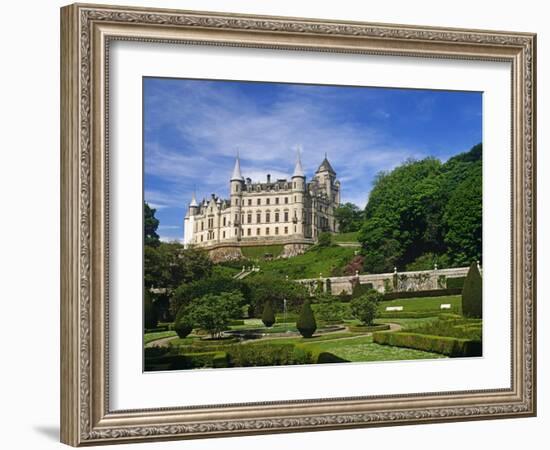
[241,245,284,260]
[332,231,360,243]
[143,330,177,345]
[408,317,482,340]
[256,245,356,279]
[379,295,462,314]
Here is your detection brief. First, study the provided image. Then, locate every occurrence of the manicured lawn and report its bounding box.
[374,317,440,330]
[379,295,462,314]
[241,245,284,260]
[332,231,360,243]
[144,330,177,345]
[302,335,445,362]
[256,245,356,279]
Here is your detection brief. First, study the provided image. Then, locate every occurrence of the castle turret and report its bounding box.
[229,154,244,240]
[183,192,199,248]
[291,148,306,236]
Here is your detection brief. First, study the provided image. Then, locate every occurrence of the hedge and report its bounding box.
[144,351,229,371]
[348,324,391,333]
[383,288,462,301]
[144,325,170,333]
[225,343,313,367]
[446,277,466,289]
[377,311,447,319]
[316,352,349,364]
[372,332,482,357]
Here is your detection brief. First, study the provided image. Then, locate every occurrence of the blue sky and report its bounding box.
[144,77,482,242]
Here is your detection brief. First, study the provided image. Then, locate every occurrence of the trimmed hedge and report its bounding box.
[383,288,462,301]
[227,319,245,326]
[377,311,445,319]
[144,351,229,371]
[144,325,170,333]
[446,277,466,289]
[373,331,482,357]
[225,343,313,367]
[316,352,349,364]
[348,323,391,333]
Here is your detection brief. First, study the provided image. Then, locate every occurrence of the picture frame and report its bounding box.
[60,2,536,446]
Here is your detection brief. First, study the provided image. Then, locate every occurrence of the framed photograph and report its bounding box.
[60,3,536,446]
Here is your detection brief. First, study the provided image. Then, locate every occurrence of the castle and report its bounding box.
[183,152,341,258]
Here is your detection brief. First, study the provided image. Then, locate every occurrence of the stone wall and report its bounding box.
[280,243,311,258]
[208,246,243,263]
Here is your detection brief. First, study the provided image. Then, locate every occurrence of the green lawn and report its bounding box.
[332,231,360,243]
[241,245,284,260]
[256,245,356,279]
[144,330,177,345]
[379,295,462,314]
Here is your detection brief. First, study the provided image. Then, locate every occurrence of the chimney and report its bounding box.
[267,174,271,183]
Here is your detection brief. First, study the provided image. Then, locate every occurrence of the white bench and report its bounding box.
[440,304,452,310]
[385,306,403,312]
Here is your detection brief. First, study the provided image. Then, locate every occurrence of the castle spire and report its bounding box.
[231,151,244,181]
[292,146,305,178]
[189,190,198,207]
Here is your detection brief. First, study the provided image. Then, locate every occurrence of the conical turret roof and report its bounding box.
[316,153,336,175]
[231,154,244,181]
[292,147,305,178]
[189,191,198,207]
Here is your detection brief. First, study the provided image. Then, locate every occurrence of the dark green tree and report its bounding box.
[187,291,244,339]
[315,293,346,323]
[173,308,194,338]
[261,302,276,327]
[296,300,317,338]
[144,202,160,247]
[461,262,482,318]
[245,274,308,317]
[144,290,158,330]
[334,202,364,233]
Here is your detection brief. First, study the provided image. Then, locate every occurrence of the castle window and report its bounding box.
[247,228,251,236]
[275,227,279,235]
[284,211,289,222]
[256,212,261,223]
[248,199,252,206]
[201,221,204,231]
[223,217,226,226]
[200,235,203,242]
[294,225,297,233]
[223,231,226,238]
[284,226,288,234]
[285,197,288,204]
[294,196,297,202]
[256,228,260,236]
[275,197,279,205]
[266,212,270,223]
[235,214,239,223]
[266,198,270,205]
[247,213,252,223]
[266,227,270,235]
[275,212,279,222]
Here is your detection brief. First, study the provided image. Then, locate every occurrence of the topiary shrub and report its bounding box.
[462,262,482,318]
[296,300,317,338]
[174,314,194,338]
[261,302,275,327]
[144,290,158,330]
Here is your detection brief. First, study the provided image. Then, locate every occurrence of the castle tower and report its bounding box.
[291,148,306,237]
[183,191,199,248]
[229,154,244,240]
[314,154,340,233]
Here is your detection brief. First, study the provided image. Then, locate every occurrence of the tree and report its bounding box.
[187,291,244,339]
[144,202,160,247]
[296,300,317,338]
[315,293,345,323]
[144,290,158,329]
[261,302,276,327]
[245,274,308,317]
[334,202,364,233]
[461,262,482,318]
[350,290,382,326]
[174,309,194,338]
[317,232,332,247]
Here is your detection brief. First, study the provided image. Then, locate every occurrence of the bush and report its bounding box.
[462,262,482,318]
[317,232,332,247]
[144,290,158,329]
[446,277,466,289]
[350,290,382,325]
[296,300,317,338]
[144,351,229,371]
[350,281,375,299]
[261,302,275,327]
[372,332,482,357]
[174,313,194,338]
[226,343,313,367]
[315,294,346,323]
[316,352,349,364]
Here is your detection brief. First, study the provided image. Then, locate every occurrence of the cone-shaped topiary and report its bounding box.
[261,301,275,327]
[297,299,317,338]
[462,262,482,318]
[144,290,158,329]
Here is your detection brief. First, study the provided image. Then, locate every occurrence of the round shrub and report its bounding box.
[174,315,194,338]
[261,301,275,327]
[350,289,381,326]
[296,300,317,338]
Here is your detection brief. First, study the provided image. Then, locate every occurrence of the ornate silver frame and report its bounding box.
[60,3,536,446]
